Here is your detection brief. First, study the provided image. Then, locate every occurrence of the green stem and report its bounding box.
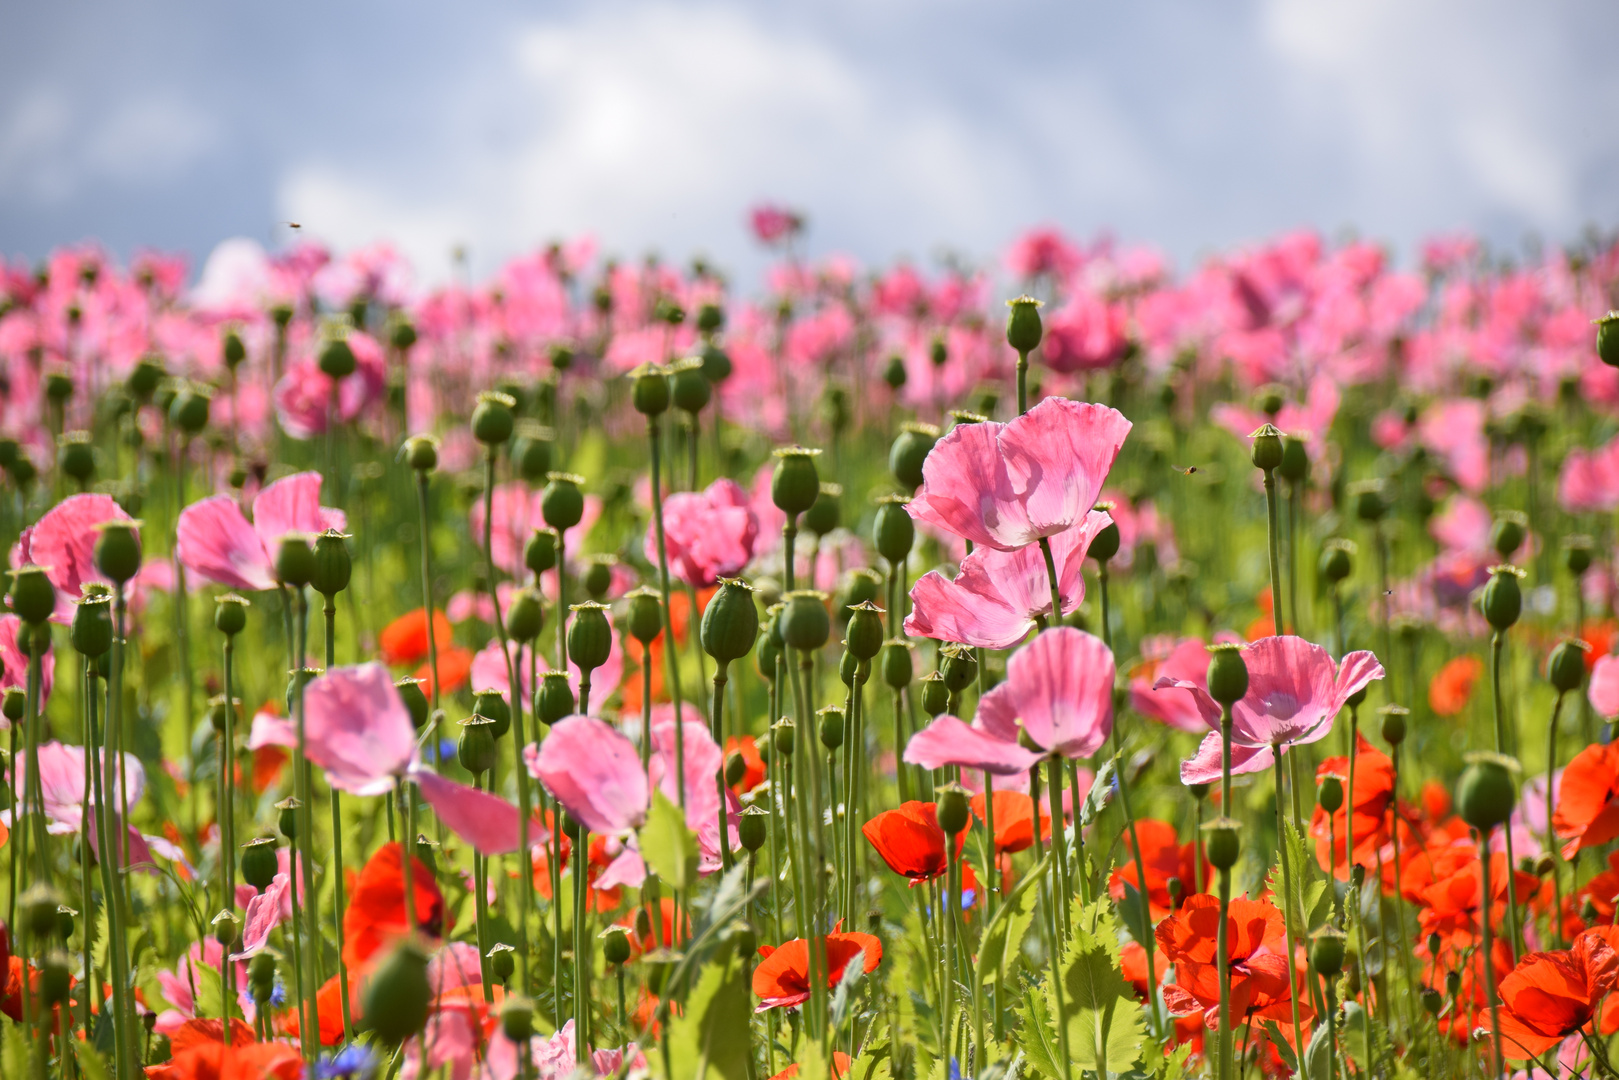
[1038,536,1063,630]
[1548,691,1566,948]
[1273,746,1305,1061]
[106,587,134,1077]
[1480,833,1506,1080]
[648,417,687,804]
[1263,468,1283,637]
[1016,351,1029,415]
[415,472,442,714]
[713,667,733,872]
[1217,864,1233,1080]
[293,587,322,1062]
[1028,763,1073,1080]
[323,598,356,1043]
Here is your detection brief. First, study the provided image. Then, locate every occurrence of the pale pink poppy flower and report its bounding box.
[907,396,1131,551]
[301,663,417,796]
[646,705,736,864]
[1211,373,1341,446]
[16,493,133,622]
[7,739,142,834]
[175,471,345,591]
[402,1003,478,1080]
[0,614,54,719]
[154,939,248,1034]
[750,204,802,245]
[1590,655,1619,718]
[906,627,1114,775]
[1041,293,1130,373]
[1558,435,1619,514]
[647,478,759,588]
[1161,635,1384,784]
[1418,398,1490,494]
[1130,634,1240,733]
[232,875,290,959]
[411,766,552,856]
[526,715,648,835]
[1005,226,1084,282]
[272,331,387,440]
[905,509,1110,649]
[469,482,602,579]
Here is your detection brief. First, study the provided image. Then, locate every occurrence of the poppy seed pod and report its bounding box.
[170,384,211,435]
[500,995,532,1042]
[882,355,908,390]
[919,671,950,717]
[670,358,711,415]
[472,391,517,445]
[213,910,242,949]
[725,751,746,787]
[2,688,23,723]
[1481,565,1524,631]
[771,447,822,516]
[738,805,769,852]
[215,593,249,637]
[1206,643,1249,706]
[402,434,439,473]
[819,706,845,751]
[844,601,885,661]
[128,355,165,401]
[1490,511,1527,560]
[1378,704,1408,746]
[567,601,612,673]
[1006,296,1044,355]
[1420,988,1443,1016]
[1347,684,1369,710]
[755,629,781,682]
[1319,539,1354,584]
[873,496,915,565]
[624,587,663,646]
[525,528,559,576]
[318,333,357,379]
[1350,480,1388,523]
[391,318,418,352]
[935,783,971,835]
[58,432,94,484]
[772,719,795,757]
[780,591,830,652]
[40,951,71,1005]
[1278,436,1309,484]
[655,298,685,326]
[276,797,301,840]
[1203,817,1241,870]
[472,689,511,740]
[939,643,978,693]
[221,328,247,369]
[1310,927,1347,977]
[9,565,54,625]
[700,343,733,385]
[1597,311,1619,367]
[701,579,759,666]
[506,587,545,644]
[537,672,574,727]
[207,694,239,736]
[488,943,515,985]
[21,884,61,939]
[1457,752,1518,831]
[889,423,939,493]
[70,594,113,657]
[1549,639,1590,693]
[583,555,615,599]
[803,483,842,538]
[511,423,555,483]
[602,926,633,966]
[1317,775,1345,815]
[881,639,913,689]
[395,678,430,730]
[1565,534,1594,577]
[838,648,860,688]
[541,473,585,532]
[696,302,725,335]
[631,363,671,416]
[458,715,498,775]
[274,534,316,587]
[1087,509,1121,564]
[837,572,882,624]
[285,667,321,714]
[363,940,433,1044]
[311,529,352,598]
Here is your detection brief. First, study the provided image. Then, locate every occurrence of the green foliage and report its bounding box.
[1266,816,1329,939]
[975,852,1045,991]
[642,790,699,892]
[1059,898,1145,1077]
[74,1040,112,1080]
[664,940,752,1080]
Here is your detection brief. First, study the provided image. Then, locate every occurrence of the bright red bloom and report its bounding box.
[753,932,882,1009]
[414,645,473,697]
[970,790,1048,854]
[1429,655,1483,717]
[616,897,693,957]
[1412,847,1538,950]
[342,841,445,968]
[1496,929,1619,1059]
[381,607,454,667]
[1108,818,1209,919]
[725,734,767,793]
[1307,735,1395,877]
[1156,894,1308,1029]
[143,1040,302,1080]
[768,1052,853,1080]
[862,801,963,886]
[1554,742,1619,858]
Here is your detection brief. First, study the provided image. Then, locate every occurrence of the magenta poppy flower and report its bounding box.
[15,493,133,621]
[0,614,54,719]
[525,715,649,835]
[175,471,345,591]
[907,396,1131,552]
[300,663,417,796]
[906,627,1114,774]
[1130,635,1237,733]
[904,509,1110,649]
[1591,655,1619,718]
[410,767,552,856]
[646,478,759,588]
[1559,434,1619,514]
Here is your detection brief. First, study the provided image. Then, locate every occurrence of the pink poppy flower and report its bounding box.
[1210,373,1341,445]
[155,940,246,1033]
[16,493,133,622]
[410,767,551,856]
[1161,635,1384,784]
[0,614,54,719]
[1591,655,1619,718]
[468,482,602,579]
[175,471,346,592]
[905,627,1113,774]
[233,874,290,959]
[525,716,649,835]
[750,205,802,245]
[907,396,1131,552]
[271,332,387,440]
[904,509,1110,649]
[470,614,622,708]
[646,478,759,588]
[7,739,143,834]
[1559,435,1619,514]
[1131,636,1237,733]
[301,663,417,796]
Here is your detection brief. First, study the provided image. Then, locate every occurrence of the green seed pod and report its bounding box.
[488,943,515,985]
[1256,385,1286,417]
[582,555,616,600]
[170,383,212,435]
[1310,927,1347,978]
[273,533,316,587]
[128,356,165,401]
[472,391,517,445]
[1277,436,1309,485]
[1487,512,1527,562]
[40,950,72,1006]
[20,884,61,940]
[525,528,559,576]
[541,473,585,531]
[919,671,950,717]
[1549,639,1590,693]
[311,529,352,598]
[276,798,301,841]
[1249,423,1284,472]
[696,302,725,335]
[738,805,769,852]
[472,689,511,740]
[935,782,970,835]
[880,640,913,689]
[1320,538,1355,584]
[725,751,746,787]
[700,343,732,385]
[838,648,860,688]
[1420,988,1443,1016]
[803,483,842,538]
[506,587,545,644]
[70,593,113,657]
[882,355,908,391]
[402,434,439,473]
[1378,705,1408,747]
[844,601,885,661]
[1350,480,1388,523]
[567,601,612,673]
[215,593,249,637]
[248,950,277,993]
[58,432,94,484]
[363,939,433,1044]
[208,694,239,736]
[213,909,242,948]
[1206,643,1249,707]
[670,358,711,415]
[285,667,321,714]
[9,565,54,626]
[889,423,939,492]
[780,591,830,651]
[602,926,633,966]
[1565,534,1595,577]
[1006,296,1044,355]
[318,332,357,379]
[1203,817,1241,870]
[537,671,575,727]
[755,626,781,682]
[631,363,671,417]
[390,318,417,352]
[7,454,36,490]
[772,447,822,517]
[1317,775,1345,815]
[701,579,760,665]
[1481,565,1524,631]
[395,678,430,730]
[1597,311,1619,367]
[772,719,795,757]
[838,570,883,623]
[1457,752,1518,831]
[458,715,498,775]
[939,643,977,693]
[624,586,663,646]
[1088,508,1122,565]
[818,706,845,751]
[2,687,23,723]
[511,423,555,484]
[873,496,915,566]
[499,993,532,1041]
[549,342,574,371]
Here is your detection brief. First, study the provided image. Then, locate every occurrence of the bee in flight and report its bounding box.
[1170,464,1200,475]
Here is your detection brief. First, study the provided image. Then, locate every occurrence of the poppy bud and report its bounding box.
[1378,705,1408,746]
[882,355,908,390]
[919,671,950,717]
[1481,565,1524,631]
[738,805,769,852]
[1445,969,1461,998]
[488,943,515,985]
[506,587,545,644]
[803,483,842,538]
[537,672,575,727]
[128,355,165,401]
[458,715,498,775]
[838,648,860,688]
[701,579,759,665]
[1420,988,1442,1016]
[889,423,939,493]
[1490,511,1527,560]
[208,694,239,736]
[276,798,301,840]
[541,473,585,532]
[1320,542,1354,587]
[630,364,670,417]
[1206,643,1249,706]
[844,601,885,661]
[1317,775,1344,814]
[318,333,357,379]
[1203,817,1240,870]
[40,950,71,1005]
[525,528,559,576]
[58,432,94,484]
[1310,927,1346,977]
[839,569,882,621]
[499,994,531,1041]
[771,447,822,516]
[71,594,113,657]
[583,555,615,600]
[1457,752,1517,831]
[8,565,53,626]
[1597,311,1619,367]
[311,529,352,598]
[248,950,276,994]
[670,358,711,415]
[364,940,433,1044]
[881,640,913,690]
[1006,296,1043,355]
[567,601,612,673]
[1350,480,1388,523]
[472,391,517,445]
[21,884,61,939]
[402,434,439,473]
[724,751,747,788]
[221,328,247,369]
[274,534,316,587]
[929,337,947,368]
[772,719,795,757]
[1249,424,1284,472]
[1565,534,1594,577]
[781,591,830,652]
[170,383,211,435]
[602,926,632,966]
[213,910,241,948]
[215,593,249,637]
[511,423,555,483]
[241,837,279,891]
[2,688,24,723]
[395,678,430,730]
[623,587,663,647]
[1166,877,1183,904]
[472,689,510,740]
[1548,639,1589,693]
[819,706,845,751]
[1188,783,1210,801]
[1088,509,1121,565]
[936,783,971,835]
[1278,436,1309,484]
[939,644,978,693]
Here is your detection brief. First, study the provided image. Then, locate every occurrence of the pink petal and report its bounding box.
[0,614,54,715]
[251,471,333,553]
[303,663,416,795]
[649,707,724,834]
[526,716,648,834]
[412,768,527,854]
[595,843,648,891]
[176,495,275,591]
[999,398,1131,544]
[30,493,132,620]
[246,708,295,750]
[904,715,1041,775]
[1002,627,1114,759]
[232,875,290,958]
[1592,655,1619,718]
[1179,730,1275,785]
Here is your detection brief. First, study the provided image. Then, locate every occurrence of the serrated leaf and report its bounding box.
[893,912,937,1076]
[1263,1020,1297,1073]
[1117,880,1153,950]
[1301,1014,1333,1080]
[1341,1000,1370,1072]
[1265,815,1318,940]
[1159,1041,1194,1080]
[663,940,750,1080]
[641,790,698,892]
[1080,755,1117,828]
[975,852,1046,991]
[1016,987,1061,1080]
[1057,898,1144,1076]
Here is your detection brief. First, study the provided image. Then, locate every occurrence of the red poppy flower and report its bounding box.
[725,734,767,793]
[381,608,454,667]
[861,801,963,886]
[1496,929,1619,1058]
[166,1018,258,1054]
[1566,851,1619,935]
[414,645,474,698]
[533,832,625,911]
[753,932,882,1009]
[616,897,693,958]
[143,1040,303,1080]
[1414,848,1538,950]
[1308,735,1395,877]
[1156,894,1307,1028]
[1108,818,1209,919]
[342,841,445,968]
[1429,655,1483,717]
[285,971,365,1047]
[970,790,1048,854]
[1554,742,1619,858]
[1582,620,1617,670]
[768,1051,853,1080]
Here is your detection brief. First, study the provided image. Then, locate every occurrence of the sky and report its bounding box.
[3,0,1618,288]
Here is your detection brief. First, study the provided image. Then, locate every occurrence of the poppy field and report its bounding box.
[2,218,1619,1080]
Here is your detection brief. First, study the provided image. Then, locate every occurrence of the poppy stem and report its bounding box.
[414,471,441,716]
[1547,689,1566,948]
[1015,349,1029,416]
[105,584,135,1077]
[1216,861,1233,1080]
[1046,757,1074,932]
[1479,827,1506,1080]
[1263,466,1283,638]
[573,821,591,1064]
[648,416,688,808]
[1038,537,1062,634]
[1489,629,1522,962]
[713,665,733,873]
[78,658,96,1047]
[1287,480,1302,637]
[323,596,356,1043]
[1220,705,1233,821]
[1027,762,1074,1080]
[293,586,324,1061]
[1273,747,1306,1065]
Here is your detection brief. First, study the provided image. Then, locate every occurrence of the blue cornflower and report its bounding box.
[316,1044,380,1080]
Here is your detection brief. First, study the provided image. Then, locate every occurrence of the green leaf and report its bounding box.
[1340,1001,1371,1073]
[73,1040,111,1080]
[3,1022,30,1080]
[975,852,1047,991]
[1079,755,1117,829]
[1300,1014,1333,1080]
[893,908,938,1071]
[828,947,867,1033]
[1015,986,1061,1080]
[1116,880,1153,950]
[1158,1042,1194,1080]
[640,790,699,893]
[1056,897,1144,1077]
[1265,816,1320,939]
[664,940,751,1080]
